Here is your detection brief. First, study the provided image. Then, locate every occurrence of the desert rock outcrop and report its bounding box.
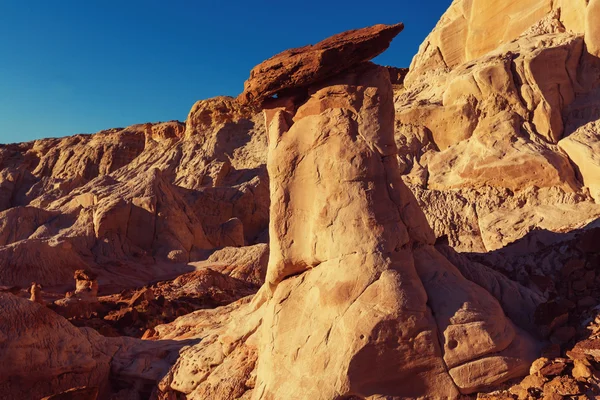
[0,293,112,399]
[396,5,600,252]
[407,0,600,82]
[0,99,268,289]
[0,292,207,400]
[256,61,538,398]
[152,29,542,399]
[3,2,600,398]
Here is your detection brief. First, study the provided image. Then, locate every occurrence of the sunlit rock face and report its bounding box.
[396,3,600,252]
[406,0,600,81]
[150,25,542,399]
[4,0,600,396]
[0,101,269,289]
[253,61,538,399]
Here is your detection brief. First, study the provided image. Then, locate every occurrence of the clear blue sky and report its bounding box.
[0,0,451,144]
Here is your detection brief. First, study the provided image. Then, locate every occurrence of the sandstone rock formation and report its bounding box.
[43,244,269,338]
[0,99,268,290]
[74,269,99,298]
[395,4,600,252]
[473,225,600,399]
[29,282,45,305]
[52,269,102,319]
[151,37,543,398]
[407,0,600,82]
[0,292,205,400]
[256,61,539,398]
[3,2,600,399]
[0,293,112,399]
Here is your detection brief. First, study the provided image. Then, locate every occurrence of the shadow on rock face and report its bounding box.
[0,292,203,400]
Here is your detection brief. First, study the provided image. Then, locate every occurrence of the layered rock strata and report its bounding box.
[396,6,600,252]
[0,99,269,289]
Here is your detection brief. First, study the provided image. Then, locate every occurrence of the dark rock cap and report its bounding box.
[237,23,404,107]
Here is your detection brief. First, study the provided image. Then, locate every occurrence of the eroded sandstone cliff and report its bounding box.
[396,3,600,252]
[150,27,543,400]
[1,2,600,399]
[0,104,268,289]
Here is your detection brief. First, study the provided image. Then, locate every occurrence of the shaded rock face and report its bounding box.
[29,282,44,305]
[397,6,600,252]
[52,269,101,320]
[0,98,269,289]
[238,23,404,107]
[0,293,205,400]
[74,269,99,298]
[0,293,112,400]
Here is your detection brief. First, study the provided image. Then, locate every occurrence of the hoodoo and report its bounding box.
[154,23,543,399]
[2,1,600,398]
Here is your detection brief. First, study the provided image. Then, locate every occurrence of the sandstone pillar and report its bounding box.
[254,63,538,399]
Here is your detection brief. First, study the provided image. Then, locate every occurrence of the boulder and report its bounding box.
[237,23,404,106]
[74,269,98,299]
[0,294,111,400]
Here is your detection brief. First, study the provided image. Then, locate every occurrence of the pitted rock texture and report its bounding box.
[237,23,404,107]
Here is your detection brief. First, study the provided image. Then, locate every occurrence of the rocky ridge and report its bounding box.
[0,103,268,290]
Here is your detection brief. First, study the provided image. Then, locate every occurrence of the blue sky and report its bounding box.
[0,0,451,143]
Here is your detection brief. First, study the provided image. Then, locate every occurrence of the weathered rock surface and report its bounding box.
[0,97,268,289]
[475,227,600,398]
[42,244,269,338]
[237,23,404,107]
[0,292,207,399]
[152,62,540,399]
[52,269,101,319]
[0,293,112,399]
[192,243,269,286]
[396,6,600,252]
[4,1,600,398]
[407,0,600,82]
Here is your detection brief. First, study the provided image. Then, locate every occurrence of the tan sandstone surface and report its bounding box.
[0,101,268,290]
[1,1,600,399]
[150,37,543,399]
[396,3,600,252]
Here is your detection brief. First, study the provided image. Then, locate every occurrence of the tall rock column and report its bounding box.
[257,62,457,399]
[254,62,539,399]
[149,23,543,400]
